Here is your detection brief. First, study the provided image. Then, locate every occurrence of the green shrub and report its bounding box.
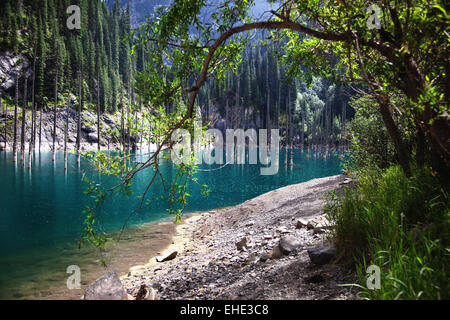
[345,95,413,172]
[325,166,449,299]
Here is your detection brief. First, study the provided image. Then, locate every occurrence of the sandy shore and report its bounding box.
[120,174,357,300]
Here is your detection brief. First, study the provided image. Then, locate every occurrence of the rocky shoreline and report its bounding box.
[105,174,358,300]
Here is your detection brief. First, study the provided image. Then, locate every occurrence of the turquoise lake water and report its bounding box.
[0,149,343,299]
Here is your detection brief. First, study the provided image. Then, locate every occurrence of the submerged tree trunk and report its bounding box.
[52,56,58,162]
[64,98,68,171]
[76,72,82,165]
[13,74,18,162]
[301,105,305,151]
[28,53,36,169]
[97,72,101,152]
[285,93,289,166]
[1,96,5,150]
[266,83,271,150]
[127,81,131,156]
[38,100,42,153]
[289,93,293,166]
[20,73,27,164]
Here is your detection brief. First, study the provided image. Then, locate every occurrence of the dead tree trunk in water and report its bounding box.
[76,72,82,165]
[266,86,271,149]
[284,92,289,166]
[20,73,27,164]
[38,100,42,153]
[127,78,131,156]
[97,71,101,152]
[13,74,19,162]
[289,92,293,167]
[52,55,58,162]
[1,96,5,151]
[28,52,36,169]
[301,104,305,151]
[64,97,69,170]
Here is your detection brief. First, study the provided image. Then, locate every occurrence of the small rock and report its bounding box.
[156,250,178,262]
[235,237,248,251]
[270,245,283,259]
[84,272,125,300]
[277,226,290,233]
[279,235,301,255]
[135,284,158,300]
[340,178,353,185]
[307,245,336,265]
[313,226,326,234]
[296,218,309,229]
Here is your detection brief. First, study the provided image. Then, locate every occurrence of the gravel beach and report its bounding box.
[120,174,357,300]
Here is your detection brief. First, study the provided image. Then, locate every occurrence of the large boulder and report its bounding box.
[84,272,125,300]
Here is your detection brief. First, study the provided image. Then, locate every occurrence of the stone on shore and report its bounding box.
[270,245,283,259]
[135,284,159,300]
[307,246,336,265]
[235,237,248,251]
[84,272,125,300]
[296,218,309,229]
[156,250,178,263]
[279,235,301,255]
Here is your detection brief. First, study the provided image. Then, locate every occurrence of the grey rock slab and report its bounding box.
[84,272,125,300]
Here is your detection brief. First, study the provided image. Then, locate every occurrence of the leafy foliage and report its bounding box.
[325,166,449,299]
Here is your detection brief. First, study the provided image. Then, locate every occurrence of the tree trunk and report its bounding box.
[416,127,425,167]
[301,105,305,150]
[127,80,131,155]
[97,72,101,152]
[266,83,271,149]
[289,93,293,166]
[20,73,27,164]
[13,74,18,162]
[52,56,58,162]
[28,53,36,168]
[378,97,411,176]
[39,100,42,153]
[1,96,5,151]
[64,98,68,171]
[76,71,82,165]
[277,81,280,131]
[285,93,289,166]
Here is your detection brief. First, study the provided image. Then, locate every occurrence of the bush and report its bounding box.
[325,166,449,299]
[345,95,413,172]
